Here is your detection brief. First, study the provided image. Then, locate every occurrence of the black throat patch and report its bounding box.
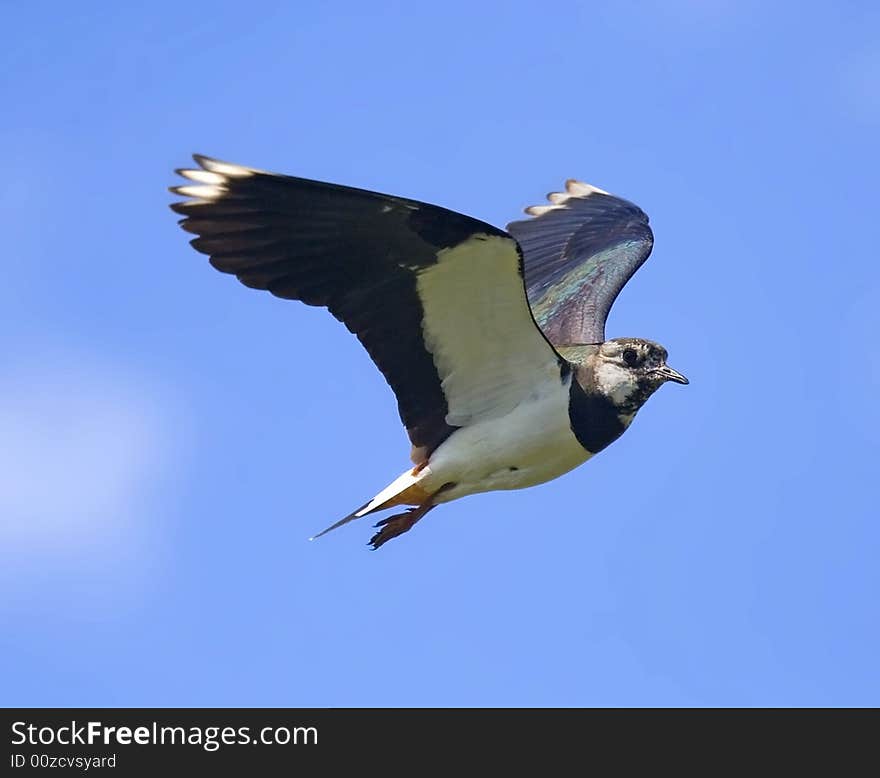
[567,377,627,455]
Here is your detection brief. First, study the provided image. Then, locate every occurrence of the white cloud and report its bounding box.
[0,349,186,574]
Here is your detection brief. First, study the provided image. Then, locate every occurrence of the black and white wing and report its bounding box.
[170,155,565,464]
[507,180,654,347]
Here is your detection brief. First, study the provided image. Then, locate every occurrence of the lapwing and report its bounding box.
[170,155,688,548]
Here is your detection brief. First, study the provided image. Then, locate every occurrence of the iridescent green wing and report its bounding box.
[507,180,654,346]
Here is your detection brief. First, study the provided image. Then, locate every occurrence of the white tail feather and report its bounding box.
[309,467,424,540]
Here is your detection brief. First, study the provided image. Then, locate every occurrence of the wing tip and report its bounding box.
[170,153,263,208]
[524,204,556,216]
[191,153,259,178]
[565,179,609,196]
[168,183,227,201]
[522,178,609,217]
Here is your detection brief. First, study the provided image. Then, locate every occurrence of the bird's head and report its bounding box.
[582,337,688,416]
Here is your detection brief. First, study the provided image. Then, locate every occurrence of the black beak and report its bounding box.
[654,364,689,385]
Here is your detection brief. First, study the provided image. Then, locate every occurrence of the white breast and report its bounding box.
[420,373,591,503]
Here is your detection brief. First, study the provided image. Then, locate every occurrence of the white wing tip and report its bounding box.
[565,179,609,196]
[522,178,609,216]
[177,168,226,185]
[524,204,556,216]
[171,154,262,203]
[193,154,260,178]
[170,183,227,199]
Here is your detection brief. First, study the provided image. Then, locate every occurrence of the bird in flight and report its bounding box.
[170,155,688,548]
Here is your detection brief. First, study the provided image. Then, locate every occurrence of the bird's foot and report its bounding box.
[369,504,434,550]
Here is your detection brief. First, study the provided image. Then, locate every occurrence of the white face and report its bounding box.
[593,357,641,406]
[592,338,671,408]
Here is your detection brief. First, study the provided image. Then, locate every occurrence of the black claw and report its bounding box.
[373,508,416,529]
[368,527,393,550]
[366,507,429,549]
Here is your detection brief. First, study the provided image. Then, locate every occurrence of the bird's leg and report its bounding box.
[368,483,454,549]
[369,502,436,550]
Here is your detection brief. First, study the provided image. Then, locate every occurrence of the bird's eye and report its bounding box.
[622,348,640,367]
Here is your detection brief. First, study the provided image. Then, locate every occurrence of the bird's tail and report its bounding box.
[309,466,431,540]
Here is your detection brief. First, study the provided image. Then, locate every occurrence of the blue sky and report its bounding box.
[2,1,877,706]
